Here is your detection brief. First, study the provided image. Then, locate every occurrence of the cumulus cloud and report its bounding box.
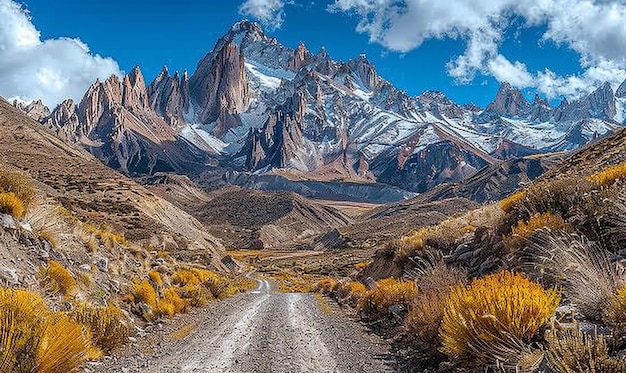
[0,0,120,108]
[239,0,286,30]
[328,0,626,99]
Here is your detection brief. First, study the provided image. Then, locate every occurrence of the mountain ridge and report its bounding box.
[12,20,626,200]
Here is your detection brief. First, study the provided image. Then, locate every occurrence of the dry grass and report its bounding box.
[38,230,58,249]
[131,278,157,310]
[405,261,466,348]
[399,204,503,260]
[359,278,418,315]
[603,284,626,332]
[505,212,572,253]
[68,303,131,353]
[0,192,26,218]
[41,260,77,297]
[588,161,626,187]
[546,328,626,372]
[0,288,90,372]
[83,223,126,248]
[315,277,340,294]
[528,230,622,321]
[500,190,527,213]
[156,288,188,317]
[170,322,198,341]
[148,270,163,286]
[440,271,560,366]
[314,292,333,314]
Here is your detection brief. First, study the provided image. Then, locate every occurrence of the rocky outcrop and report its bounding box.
[288,42,313,71]
[147,66,190,125]
[486,82,530,116]
[347,55,379,91]
[13,99,50,121]
[122,66,150,111]
[43,99,80,140]
[189,42,249,136]
[554,82,616,122]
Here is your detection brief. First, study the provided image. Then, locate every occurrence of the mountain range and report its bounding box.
[14,20,626,201]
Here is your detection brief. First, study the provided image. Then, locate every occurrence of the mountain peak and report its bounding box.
[486,82,529,116]
[229,20,265,38]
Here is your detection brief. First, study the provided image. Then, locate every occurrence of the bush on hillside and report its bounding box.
[439,271,560,366]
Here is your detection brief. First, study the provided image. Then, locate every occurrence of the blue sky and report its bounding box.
[2,0,626,108]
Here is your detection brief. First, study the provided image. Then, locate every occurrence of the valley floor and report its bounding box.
[91,278,392,373]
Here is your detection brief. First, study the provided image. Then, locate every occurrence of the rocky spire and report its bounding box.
[122,66,150,111]
[616,79,626,98]
[147,66,190,124]
[288,42,313,71]
[486,82,529,117]
[189,41,250,136]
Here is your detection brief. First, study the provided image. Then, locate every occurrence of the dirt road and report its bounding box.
[94,279,392,372]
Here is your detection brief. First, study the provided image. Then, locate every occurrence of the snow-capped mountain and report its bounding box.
[17,20,626,195]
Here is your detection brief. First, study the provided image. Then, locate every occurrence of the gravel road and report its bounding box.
[93,279,392,372]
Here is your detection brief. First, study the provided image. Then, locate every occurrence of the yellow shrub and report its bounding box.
[500,190,527,213]
[0,192,25,218]
[354,261,370,271]
[603,284,626,332]
[171,269,201,287]
[338,281,367,307]
[315,277,339,294]
[42,260,77,297]
[177,284,213,307]
[68,303,131,353]
[148,270,163,286]
[131,279,157,309]
[512,212,570,238]
[156,288,187,317]
[0,170,35,206]
[0,288,89,373]
[588,161,626,186]
[38,230,58,249]
[359,278,418,315]
[440,271,561,365]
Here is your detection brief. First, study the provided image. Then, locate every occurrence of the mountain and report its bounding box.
[0,98,227,269]
[16,20,626,199]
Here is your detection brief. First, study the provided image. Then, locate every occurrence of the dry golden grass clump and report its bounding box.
[0,170,35,218]
[440,270,560,366]
[131,278,157,310]
[156,288,188,317]
[0,192,26,218]
[83,223,126,248]
[0,288,91,373]
[315,277,340,294]
[41,260,77,297]
[500,190,527,213]
[546,328,626,372]
[148,270,163,286]
[359,277,418,315]
[337,281,368,308]
[68,303,131,353]
[512,212,571,238]
[603,284,626,332]
[405,261,466,348]
[269,271,315,293]
[38,230,58,249]
[588,161,626,187]
[529,231,621,321]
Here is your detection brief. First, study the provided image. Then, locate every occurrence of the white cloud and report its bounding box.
[328,0,626,99]
[0,0,120,108]
[239,0,286,30]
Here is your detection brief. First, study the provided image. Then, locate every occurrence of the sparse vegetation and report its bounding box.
[501,190,527,213]
[546,328,626,372]
[529,231,621,321]
[439,271,560,366]
[0,169,35,216]
[0,288,91,373]
[68,303,131,353]
[359,277,417,316]
[588,161,626,187]
[41,260,77,297]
